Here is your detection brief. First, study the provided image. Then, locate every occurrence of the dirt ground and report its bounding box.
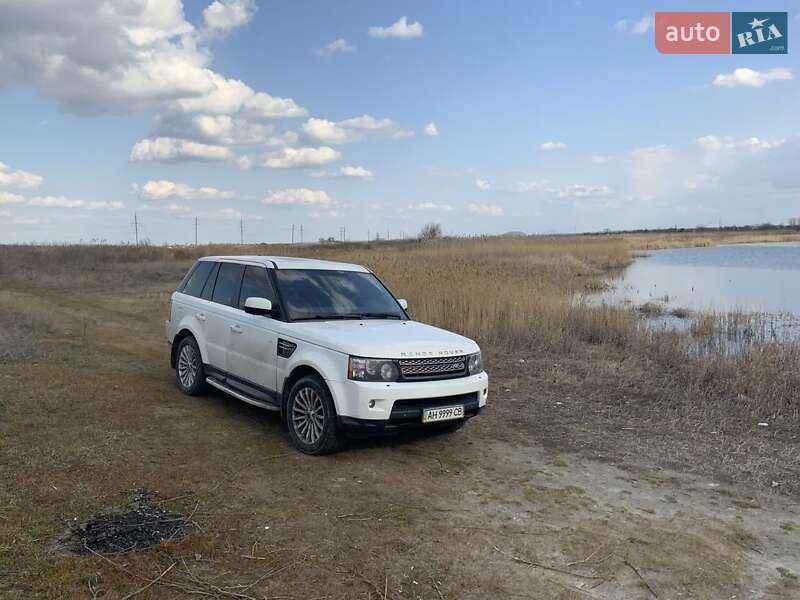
[1,270,799,599]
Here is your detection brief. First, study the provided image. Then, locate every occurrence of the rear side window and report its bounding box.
[212,263,245,307]
[181,261,214,297]
[200,262,220,301]
[238,266,278,309]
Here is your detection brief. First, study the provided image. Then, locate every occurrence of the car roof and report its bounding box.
[198,255,370,272]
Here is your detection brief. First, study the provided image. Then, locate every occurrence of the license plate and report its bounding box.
[422,405,464,423]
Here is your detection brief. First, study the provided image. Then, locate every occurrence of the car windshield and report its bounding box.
[273,269,406,321]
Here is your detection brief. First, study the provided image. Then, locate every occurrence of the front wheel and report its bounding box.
[286,376,343,455]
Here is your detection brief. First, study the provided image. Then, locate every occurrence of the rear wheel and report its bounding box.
[286,375,342,455]
[175,336,207,396]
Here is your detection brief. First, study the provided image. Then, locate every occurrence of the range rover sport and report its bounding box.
[166,256,489,454]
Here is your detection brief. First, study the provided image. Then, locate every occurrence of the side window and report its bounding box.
[200,262,220,301]
[238,266,278,310]
[211,263,245,307]
[181,261,214,298]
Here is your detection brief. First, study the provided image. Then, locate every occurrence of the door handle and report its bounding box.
[196,312,206,322]
[230,324,243,334]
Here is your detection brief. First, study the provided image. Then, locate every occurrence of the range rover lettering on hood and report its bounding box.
[399,349,465,357]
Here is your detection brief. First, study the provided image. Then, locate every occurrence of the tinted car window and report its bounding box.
[182,261,214,297]
[273,269,405,320]
[238,266,278,310]
[212,262,245,307]
[200,262,220,301]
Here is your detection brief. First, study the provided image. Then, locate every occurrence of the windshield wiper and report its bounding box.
[292,314,366,321]
[292,312,402,321]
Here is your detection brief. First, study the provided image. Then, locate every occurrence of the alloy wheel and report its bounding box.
[292,387,325,445]
[177,343,199,389]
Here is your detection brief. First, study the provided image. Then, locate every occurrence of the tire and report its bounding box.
[286,375,343,455]
[175,336,207,396]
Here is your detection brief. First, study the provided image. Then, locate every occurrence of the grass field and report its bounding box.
[1,232,799,598]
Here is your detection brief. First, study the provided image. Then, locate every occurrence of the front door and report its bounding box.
[226,265,280,394]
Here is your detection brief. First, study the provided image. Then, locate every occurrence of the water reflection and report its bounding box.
[606,242,800,314]
[596,242,800,347]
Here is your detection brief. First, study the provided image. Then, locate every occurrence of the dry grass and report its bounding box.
[621,229,800,251]
[2,233,800,598]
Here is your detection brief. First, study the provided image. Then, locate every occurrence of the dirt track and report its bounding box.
[1,275,799,599]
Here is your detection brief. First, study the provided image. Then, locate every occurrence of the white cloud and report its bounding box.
[614,16,653,34]
[466,203,504,216]
[696,135,726,151]
[683,174,719,190]
[203,0,256,34]
[262,188,332,206]
[0,211,48,226]
[713,68,792,88]
[0,162,43,189]
[541,141,567,151]
[627,144,673,179]
[175,73,307,119]
[317,38,356,56]
[391,130,416,140]
[407,202,453,212]
[139,180,234,200]
[368,16,424,39]
[339,166,372,178]
[591,155,612,165]
[301,115,397,144]
[423,122,439,136]
[0,191,26,205]
[260,146,341,169]
[29,196,123,209]
[310,166,373,179]
[511,180,547,193]
[557,184,614,199]
[129,137,233,161]
[154,112,273,146]
[474,178,491,191]
[696,134,783,153]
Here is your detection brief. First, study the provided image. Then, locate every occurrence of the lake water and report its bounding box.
[601,242,800,316]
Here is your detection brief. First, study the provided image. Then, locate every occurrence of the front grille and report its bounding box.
[398,356,467,380]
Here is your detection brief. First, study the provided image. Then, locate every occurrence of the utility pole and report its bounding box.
[194,217,198,246]
[240,218,244,244]
[367,229,370,242]
[133,213,139,246]
[291,224,295,244]
[300,224,303,243]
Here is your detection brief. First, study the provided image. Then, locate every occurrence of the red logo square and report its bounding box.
[655,12,731,54]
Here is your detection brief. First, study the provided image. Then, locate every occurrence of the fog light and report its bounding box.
[369,399,376,408]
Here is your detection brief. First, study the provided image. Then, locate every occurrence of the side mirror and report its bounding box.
[397,298,408,310]
[244,297,273,316]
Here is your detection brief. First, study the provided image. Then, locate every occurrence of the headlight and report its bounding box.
[348,357,400,382]
[467,352,483,375]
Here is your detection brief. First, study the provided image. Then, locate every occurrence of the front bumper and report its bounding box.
[327,371,488,426]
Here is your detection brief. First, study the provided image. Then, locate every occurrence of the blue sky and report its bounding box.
[0,0,797,244]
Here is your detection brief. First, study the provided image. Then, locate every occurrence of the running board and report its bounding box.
[206,377,280,412]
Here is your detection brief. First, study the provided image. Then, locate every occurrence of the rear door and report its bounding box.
[205,262,245,373]
[226,265,280,394]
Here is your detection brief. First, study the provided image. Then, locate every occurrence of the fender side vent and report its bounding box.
[277,338,297,358]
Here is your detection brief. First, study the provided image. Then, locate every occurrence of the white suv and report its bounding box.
[166,256,488,454]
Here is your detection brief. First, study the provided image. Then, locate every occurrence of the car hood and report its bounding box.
[288,319,480,358]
